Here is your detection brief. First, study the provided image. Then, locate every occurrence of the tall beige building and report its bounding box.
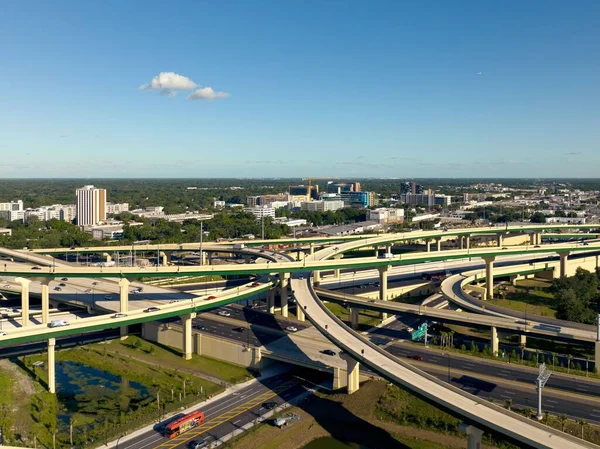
[76,185,106,226]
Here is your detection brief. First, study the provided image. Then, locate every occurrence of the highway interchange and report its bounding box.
[1,226,600,447]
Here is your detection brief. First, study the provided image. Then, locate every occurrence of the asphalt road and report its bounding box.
[120,372,319,449]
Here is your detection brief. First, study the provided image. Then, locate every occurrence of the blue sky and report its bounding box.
[1,1,599,178]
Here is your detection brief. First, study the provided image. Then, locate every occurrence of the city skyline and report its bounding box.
[2,1,600,178]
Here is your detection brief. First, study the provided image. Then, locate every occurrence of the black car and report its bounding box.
[233,327,246,333]
[59,283,66,287]
[31,266,41,270]
[144,307,160,313]
[61,278,69,281]
[262,401,278,410]
[322,349,336,356]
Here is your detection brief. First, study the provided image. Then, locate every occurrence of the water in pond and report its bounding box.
[56,361,151,417]
[302,437,372,449]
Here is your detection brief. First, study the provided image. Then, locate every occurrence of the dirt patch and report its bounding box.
[0,359,36,396]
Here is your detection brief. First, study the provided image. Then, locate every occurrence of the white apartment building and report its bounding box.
[301,200,345,212]
[244,206,276,219]
[0,200,24,221]
[213,200,225,208]
[76,185,107,226]
[367,208,405,224]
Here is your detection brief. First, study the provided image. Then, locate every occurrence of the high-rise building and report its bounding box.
[76,185,106,226]
[400,182,424,194]
[326,181,361,194]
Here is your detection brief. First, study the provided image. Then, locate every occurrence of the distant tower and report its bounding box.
[76,185,106,226]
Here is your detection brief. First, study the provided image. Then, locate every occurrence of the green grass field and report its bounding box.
[92,335,254,384]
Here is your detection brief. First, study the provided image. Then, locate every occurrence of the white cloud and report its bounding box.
[188,87,230,101]
[139,72,197,91]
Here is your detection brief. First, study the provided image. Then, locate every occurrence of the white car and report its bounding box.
[49,320,69,328]
[285,326,298,332]
[112,313,128,319]
[0,331,7,337]
[218,311,231,317]
[3,284,11,288]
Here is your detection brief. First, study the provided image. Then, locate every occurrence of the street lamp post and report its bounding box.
[443,352,451,382]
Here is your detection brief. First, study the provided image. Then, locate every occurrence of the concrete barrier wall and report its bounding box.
[142,322,261,369]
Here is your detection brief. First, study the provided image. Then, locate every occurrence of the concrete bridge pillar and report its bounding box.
[435,237,442,252]
[309,243,315,256]
[182,312,197,360]
[559,252,570,278]
[102,253,112,264]
[267,289,275,315]
[385,244,392,254]
[459,236,464,250]
[159,251,168,266]
[279,273,289,318]
[341,354,360,394]
[378,265,390,320]
[15,277,31,328]
[425,239,432,252]
[483,256,495,300]
[460,423,483,449]
[350,308,359,330]
[48,337,56,394]
[201,251,207,266]
[374,246,379,257]
[520,334,527,346]
[333,254,342,279]
[465,235,470,250]
[313,270,321,285]
[491,326,499,356]
[297,305,305,322]
[119,278,130,339]
[40,279,51,325]
[208,252,213,265]
[496,233,503,247]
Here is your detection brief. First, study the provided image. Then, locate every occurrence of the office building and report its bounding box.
[326,181,361,194]
[244,206,276,219]
[301,200,345,212]
[76,185,106,226]
[340,191,376,208]
[399,193,435,207]
[289,185,319,201]
[368,208,405,224]
[400,182,424,195]
[106,202,129,215]
[0,200,24,221]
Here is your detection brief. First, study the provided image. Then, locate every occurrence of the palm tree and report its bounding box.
[567,354,573,374]
[504,398,513,411]
[585,356,590,377]
[576,419,587,439]
[522,408,533,420]
[559,414,568,432]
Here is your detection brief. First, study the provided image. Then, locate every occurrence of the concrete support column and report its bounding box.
[530,233,536,245]
[491,326,499,356]
[40,279,51,325]
[379,265,390,320]
[279,273,289,318]
[182,312,197,360]
[118,278,130,313]
[332,367,343,390]
[102,253,112,264]
[267,290,275,314]
[559,252,569,278]
[297,305,305,322]
[374,246,379,257]
[497,234,503,247]
[426,239,432,252]
[333,254,342,279]
[483,256,495,300]
[309,243,314,256]
[15,277,31,328]
[350,308,359,330]
[201,251,207,266]
[208,252,213,265]
[537,232,542,245]
[459,236,464,250]
[520,334,527,346]
[385,244,392,254]
[159,251,168,266]
[48,338,56,394]
[344,356,360,394]
[465,235,471,250]
[313,270,321,284]
[435,237,442,252]
[119,278,130,339]
[460,424,483,449]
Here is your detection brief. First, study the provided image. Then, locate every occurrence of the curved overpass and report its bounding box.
[291,242,597,449]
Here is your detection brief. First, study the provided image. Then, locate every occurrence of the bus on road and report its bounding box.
[164,410,205,439]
